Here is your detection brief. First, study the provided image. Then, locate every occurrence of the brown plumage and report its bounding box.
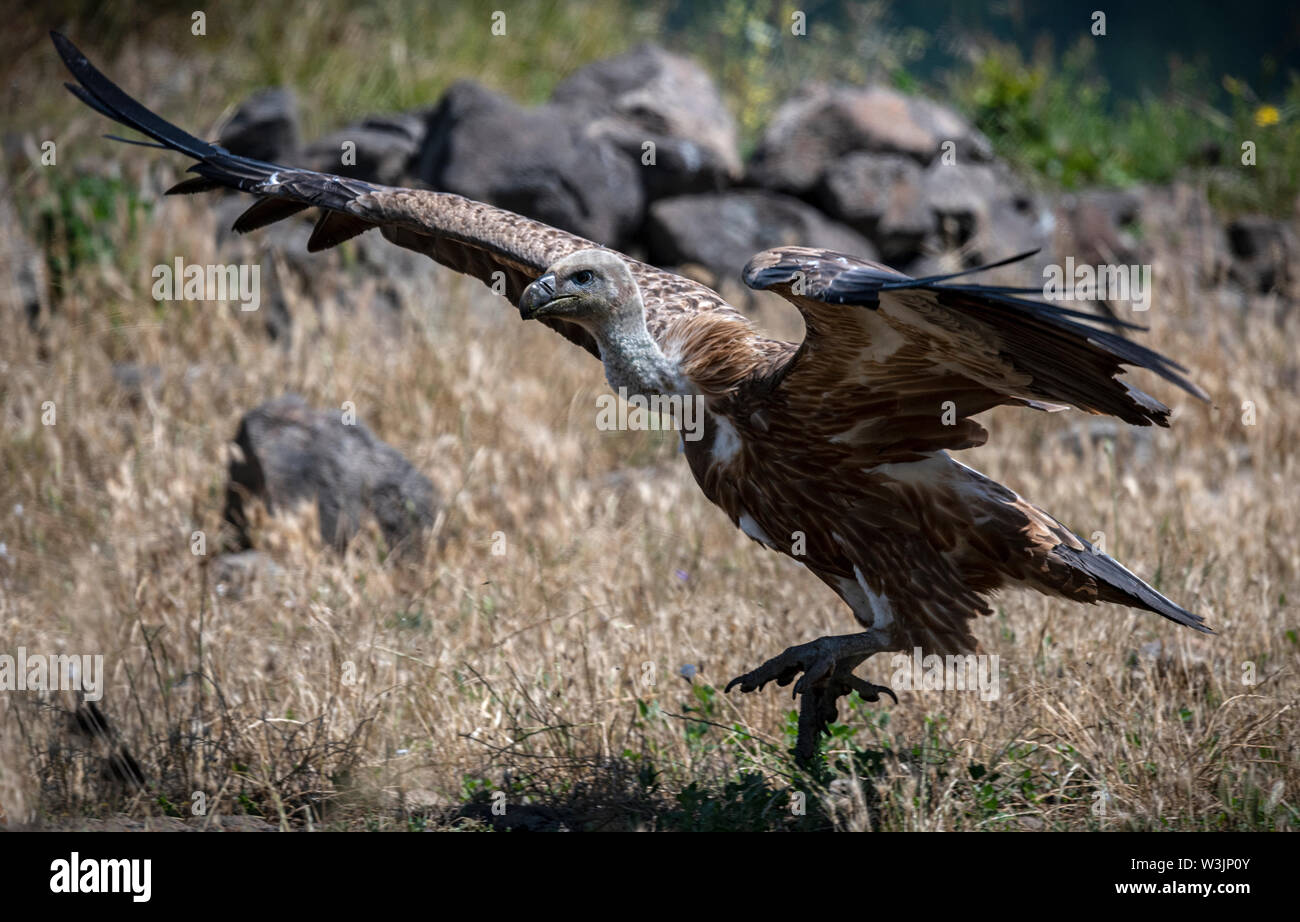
[56,34,1213,763]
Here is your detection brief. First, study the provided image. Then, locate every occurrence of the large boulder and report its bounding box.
[818,153,933,264]
[413,81,643,248]
[749,82,993,196]
[218,87,425,186]
[550,43,742,201]
[919,160,1049,273]
[645,190,877,282]
[223,394,438,554]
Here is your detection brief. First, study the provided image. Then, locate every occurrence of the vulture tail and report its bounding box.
[1055,540,1214,634]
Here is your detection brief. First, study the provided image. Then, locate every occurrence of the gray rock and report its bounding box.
[414,81,643,248]
[217,88,300,163]
[110,363,162,405]
[223,394,438,554]
[210,550,286,601]
[212,196,304,340]
[749,82,993,196]
[646,190,877,282]
[551,44,742,200]
[213,187,449,340]
[1053,188,1143,269]
[921,160,1049,272]
[818,152,933,263]
[1226,215,1295,296]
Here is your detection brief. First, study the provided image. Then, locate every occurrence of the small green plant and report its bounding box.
[32,172,151,302]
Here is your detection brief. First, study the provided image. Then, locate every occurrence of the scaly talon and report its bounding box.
[844,675,898,705]
[726,632,897,766]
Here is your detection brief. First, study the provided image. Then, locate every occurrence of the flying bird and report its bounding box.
[53,34,1213,764]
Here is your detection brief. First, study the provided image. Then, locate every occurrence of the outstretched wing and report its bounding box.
[744,246,1208,461]
[53,32,747,356]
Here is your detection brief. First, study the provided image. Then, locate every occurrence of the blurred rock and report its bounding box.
[1127,637,1211,692]
[414,81,643,247]
[1057,419,1153,466]
[920,160,1050,271]
[1053,188,1143,268]
[110,362,162,405]
[224,394,437,554]
[210,549,285,601]
[551,43,742,200]
[646,190,877,282]
[818,152,933,263]
[749,82,993,196]
[217,88,300,162]
[1226,215,1295,296]
[301,112,427,185]
[213,189,447,339]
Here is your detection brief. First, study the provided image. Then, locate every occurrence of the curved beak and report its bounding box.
[519,272,558,320]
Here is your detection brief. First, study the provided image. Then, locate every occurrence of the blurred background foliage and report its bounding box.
[6,0,1299,214]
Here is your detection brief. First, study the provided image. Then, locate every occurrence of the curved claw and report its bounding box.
[844,676,899,705]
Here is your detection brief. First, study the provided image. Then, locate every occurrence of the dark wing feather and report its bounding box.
[231,197,311,233]
[744,246,1207,460]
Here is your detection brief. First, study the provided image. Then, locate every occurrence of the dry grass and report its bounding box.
[1,10,1297,832]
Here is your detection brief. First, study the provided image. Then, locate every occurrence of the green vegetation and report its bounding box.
[947,39,1300,215]
[32,172,151,306]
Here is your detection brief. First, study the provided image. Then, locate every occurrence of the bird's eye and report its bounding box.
[571,270,595,286]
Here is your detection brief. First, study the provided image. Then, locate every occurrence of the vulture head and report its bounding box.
[518,249,642,332]
[520,248,684,396]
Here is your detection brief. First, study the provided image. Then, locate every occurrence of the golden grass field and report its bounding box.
[1,6,1297,831]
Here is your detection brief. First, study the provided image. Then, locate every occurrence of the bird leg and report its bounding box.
[725,632,898,766]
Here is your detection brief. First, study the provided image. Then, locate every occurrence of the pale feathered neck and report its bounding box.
[592,315,688,398]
